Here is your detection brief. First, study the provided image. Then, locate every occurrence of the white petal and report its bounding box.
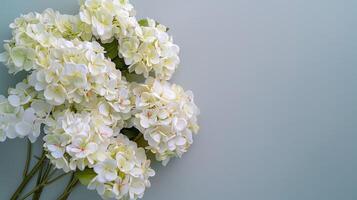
[99,125,113,138]
[15,122,31,136]
[98,103,109,116]
[140,118,150,128]
[130,181,145,195]
[23,108,36,123]
[167,140,176,151]
[173,118,187,132]
[104,171,117,182]
[0,52,9,62]
[163,87,176,100]
[6,127,18,139]
[151,133,161,143]
[8,95,20,107]
[86,143,98,153]
[176,136,187,146]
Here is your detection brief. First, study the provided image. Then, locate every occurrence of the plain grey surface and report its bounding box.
[0,0,357,199]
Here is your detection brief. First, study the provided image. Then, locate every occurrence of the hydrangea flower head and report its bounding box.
[0,0,199,199]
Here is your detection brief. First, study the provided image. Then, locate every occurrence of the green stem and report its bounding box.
[63,173,75,192]
[32,161,52,200]
[60,180,79,200]
[134,133,143,142]
[32,160,44,200]
[35,160,44,186]
[23,140,32,178]
[42,161,52,181]
[10,153,46,200]
[18,172,69,200]
[56,174,79,200]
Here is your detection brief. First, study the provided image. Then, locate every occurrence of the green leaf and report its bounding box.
[121,127,141,140]
[99,40,119,60]
[138,19,149,27]
[138,19,170,31]
[112,56,127,71]
[75,168,96,186]
[97,39,129,70]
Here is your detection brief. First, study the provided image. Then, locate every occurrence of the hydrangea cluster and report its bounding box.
[0,0,199,199]
[88,135,155,199]
[0,81,51,143]
[131,78,200,165]
[79,0,180,80]
[0,9,92,74]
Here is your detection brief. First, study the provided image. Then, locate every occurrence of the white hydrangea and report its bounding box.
[131,78,200,165]
[25,38,132,107]
[122,18,180,80]
[43,103,131,172]
[0,0,200,199]
[0,9,92,74]
[79,0,180,80]
[79,0,137,42]
[88,134,155,200]
[0,81,52,142]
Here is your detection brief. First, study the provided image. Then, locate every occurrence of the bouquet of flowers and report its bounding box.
[0,0,200,199]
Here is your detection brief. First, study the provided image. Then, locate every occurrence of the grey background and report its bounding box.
[0,0,356,199]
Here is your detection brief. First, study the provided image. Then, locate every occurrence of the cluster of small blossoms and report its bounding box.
[79,0,137,42]
[0,8,92,74]
[131,78,200,165]
[0,81,52,143]
[43,90,133,170]
[79,0,180,80]
[27,38,126,106]
[0,0,199,199]
[43,110,155,199]
[88,135,155,199]
[44,109,111,172]
[121,18,180,80]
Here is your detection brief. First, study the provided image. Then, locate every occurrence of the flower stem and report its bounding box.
[18,172,69,200]
[134,133,143,142]
[32,160,45,200]
[10,152,46,200]
[32,160,53,200]
[22,140,32,178]
[56,173,79,200]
